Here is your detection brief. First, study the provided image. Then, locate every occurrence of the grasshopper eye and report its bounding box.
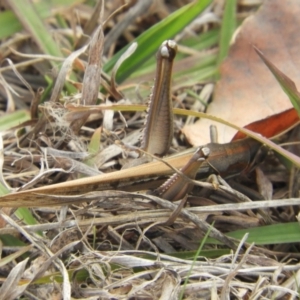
[193,146,210,162]
[201,146,210,157]
[160,45,170,58]
[194,146,210,157]
[161,40,177,58]
[167,40,177,49]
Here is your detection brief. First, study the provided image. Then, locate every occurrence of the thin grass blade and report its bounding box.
[255,47,300,115]
[206,222,300,245]
[0,0,84,40]
[103,0,213,83]
[216,0,237,67]
[8,0,63,66]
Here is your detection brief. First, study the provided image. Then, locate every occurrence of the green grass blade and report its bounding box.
[0,234,27,247]
[8,0,64,65]
[0,194,42,240]
[14,208,39,226]
[255,47,300,116]
[0,110,30,132]
[85,127,102,167]
[206,222,300,245]
[0,184,42,236]
[0,183,9,196]
[0,10,21,39]
[169,248,230,259]
[183,28,220,51]
[180,223,214,299]
[103,0,213,83]
[14,207,43,236]
[87,127,102,155]
[131,28,219,76]
[0,0,84,40]
[228,222,300,245]
[217,0,237,66]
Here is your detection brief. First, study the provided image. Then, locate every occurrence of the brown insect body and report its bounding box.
[141,40,177,156]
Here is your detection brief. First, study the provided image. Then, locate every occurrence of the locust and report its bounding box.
[141,40,177,156]
[0,40,262,207]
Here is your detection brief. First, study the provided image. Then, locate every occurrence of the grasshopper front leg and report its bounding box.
[151,146,210,201]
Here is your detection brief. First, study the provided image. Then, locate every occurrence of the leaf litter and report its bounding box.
[0,0,300,299]
[183,0,300,144]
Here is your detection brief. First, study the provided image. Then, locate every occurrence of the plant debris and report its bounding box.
[0,0,300,299]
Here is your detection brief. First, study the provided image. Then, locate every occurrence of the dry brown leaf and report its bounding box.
[183,0,300,145]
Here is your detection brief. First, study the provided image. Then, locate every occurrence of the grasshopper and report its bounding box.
[0,40,261,207]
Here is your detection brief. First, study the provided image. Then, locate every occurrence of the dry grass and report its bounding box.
[0,0,300,299]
